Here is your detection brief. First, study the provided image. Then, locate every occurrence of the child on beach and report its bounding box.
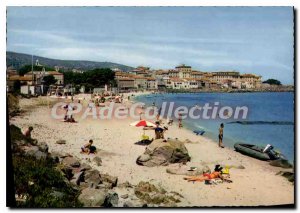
[24,126,33,139]
[219,123,224,148]
[81,139,96,154]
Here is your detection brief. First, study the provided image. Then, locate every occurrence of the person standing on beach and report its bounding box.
[219,123,224,148]
[178,113,183,128]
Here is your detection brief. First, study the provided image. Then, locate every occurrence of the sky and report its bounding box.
[6,7,294,84]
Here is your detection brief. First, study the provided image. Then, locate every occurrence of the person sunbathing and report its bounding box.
[184,165,231,182]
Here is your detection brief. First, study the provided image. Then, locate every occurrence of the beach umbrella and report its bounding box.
[130,119,156,136]
[130,120,156,127]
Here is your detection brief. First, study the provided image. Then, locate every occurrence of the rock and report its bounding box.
[236,165,245,169]
[62,157,80,168]
[78,188,107,207]
[123,201,134,207]
[96,182,112,190]
[93,156,102,166]
[166,164,211,176]
[23,146,47,160]
[85,170,102,187]
[121,194,129,199]
[50,151,68,163]
[101,173,118,188]
[134,181,181,205]
[104,192,119,207]
[80,163,92,171]
[270,159,293,168]
[56,139,66,144]
[136,139,191,167]
[71,171,85,185]
[37,142,49,153]
[276,171,294,182]
[119,181,133,188]
[61,166,74,180]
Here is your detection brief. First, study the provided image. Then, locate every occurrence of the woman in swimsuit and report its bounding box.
[184,165,228,182]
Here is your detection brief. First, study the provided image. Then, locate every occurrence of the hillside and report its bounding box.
[6,51,134,72]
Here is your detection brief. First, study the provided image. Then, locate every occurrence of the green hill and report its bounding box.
[6,51,134,72]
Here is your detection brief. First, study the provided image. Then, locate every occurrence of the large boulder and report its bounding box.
[85,170,102,188]
[62,157,81,168]
[23,146,48,160]
[136,139,191,167]
[78,188,107,207]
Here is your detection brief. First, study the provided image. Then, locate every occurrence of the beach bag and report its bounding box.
[90,146,97,153]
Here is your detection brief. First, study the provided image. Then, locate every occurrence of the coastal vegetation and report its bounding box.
[18,65,54,76]
[63,68,116,91]
[10,125,83,207]
[263,79,282,85]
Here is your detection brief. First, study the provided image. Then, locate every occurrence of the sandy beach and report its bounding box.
[10,93,294,207]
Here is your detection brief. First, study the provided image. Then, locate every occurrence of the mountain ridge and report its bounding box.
[6,51,134,72]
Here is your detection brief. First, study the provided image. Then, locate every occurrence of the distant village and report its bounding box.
[6,59,293,95]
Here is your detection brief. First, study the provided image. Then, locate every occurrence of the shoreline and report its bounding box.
[10,95,294,206]
[133,91,295,163]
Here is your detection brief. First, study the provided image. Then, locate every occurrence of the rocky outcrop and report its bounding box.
[134,181,182,206]
[136,139,191,167]
[78,188,107,207]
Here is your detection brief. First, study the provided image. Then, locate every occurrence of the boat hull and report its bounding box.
[234,143,278,161]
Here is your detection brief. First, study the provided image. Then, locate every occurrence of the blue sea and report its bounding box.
[135,92,295,162]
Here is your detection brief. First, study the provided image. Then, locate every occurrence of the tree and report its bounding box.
[62,68,115,89]
[43,75,57,86]
[18,65,55,76]
[262,79,282,85]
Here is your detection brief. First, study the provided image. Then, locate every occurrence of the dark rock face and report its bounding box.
[136,139,191,167]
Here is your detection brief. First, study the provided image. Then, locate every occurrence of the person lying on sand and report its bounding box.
[184,165,232,183]
[81,139,96,154]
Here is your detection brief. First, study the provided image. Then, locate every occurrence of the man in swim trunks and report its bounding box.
[219,123,224,148]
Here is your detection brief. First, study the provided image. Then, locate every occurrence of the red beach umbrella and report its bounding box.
[130,120,156,127]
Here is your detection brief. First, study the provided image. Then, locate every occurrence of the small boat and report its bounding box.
[193,130,205,135]
[234,143,285,161]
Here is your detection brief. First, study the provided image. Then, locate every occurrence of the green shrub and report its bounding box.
[13,155,83,207]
